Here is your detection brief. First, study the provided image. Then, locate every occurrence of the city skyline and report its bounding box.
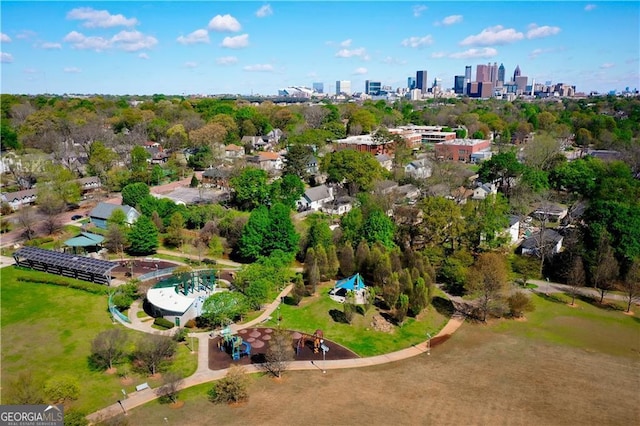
[1,1,638,95]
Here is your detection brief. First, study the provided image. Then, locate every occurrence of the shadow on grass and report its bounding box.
[575,294,625,312]
[329,309,349,324]
[432,296,455,317]
[534,292,568,304]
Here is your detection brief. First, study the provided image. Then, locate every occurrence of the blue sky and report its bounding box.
[1,1,638,95]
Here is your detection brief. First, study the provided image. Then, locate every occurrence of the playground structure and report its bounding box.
[145,269,219,326]
[218,326,252,361]
[296,329,324,355]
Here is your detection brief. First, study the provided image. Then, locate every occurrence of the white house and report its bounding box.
[375,154,393,171]
[298,184,334,211]
[224,144,245,160]
[322,196,354,215]
[1,188,37,210]
[472,182,497,200]
[89,202,140,230]
[504,215,520,245]
[254,152,284,172]
[404,158,432,179]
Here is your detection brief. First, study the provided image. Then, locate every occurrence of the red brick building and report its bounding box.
[434,139,491,162]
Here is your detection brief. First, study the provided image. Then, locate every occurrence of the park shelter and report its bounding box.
[63,232,105,254]
[13,246,117,285]
[335,273,366,291]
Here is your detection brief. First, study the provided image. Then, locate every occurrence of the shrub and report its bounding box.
[208,366,249,404]
[24,236,54,247]
[185,319,196,329]
[44,375,80,403]
[507,292,535,318]
[63,410,88,426]
[17,276,109,295]
[153,317,175,329]
[172,327,188,342]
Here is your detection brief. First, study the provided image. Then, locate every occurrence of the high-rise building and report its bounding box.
[416,70,428,94]
[336,80,351,96]
[489,62,498,85]
[454,76,465,94]
[312,82,324,93]
[365,80,382,95]
[407,77,416,90]
[515,75,528,93]
[513,65,521,81]
[498,63,506,84]
[476,64,490,82]
[465,65,472,94]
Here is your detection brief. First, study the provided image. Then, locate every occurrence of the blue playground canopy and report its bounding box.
[335,273,366,291]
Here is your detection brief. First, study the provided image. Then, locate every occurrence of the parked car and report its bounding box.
[71,214,83,221]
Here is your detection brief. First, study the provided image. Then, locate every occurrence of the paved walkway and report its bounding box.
[527,279,628,302]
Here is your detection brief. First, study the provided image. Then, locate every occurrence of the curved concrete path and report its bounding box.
[88,285,464,423]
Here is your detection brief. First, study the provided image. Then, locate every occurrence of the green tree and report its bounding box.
[465,253,509,321]
[134,335,177,375]
[121,182,150,208]
[127,216,159,255]
[190,174,199,188]
[0,122,20,150]
[304,247,320,294]
[265,203,300,256]
[38,162,81,206]
[44,375,80,403]
[340,208,363,245]
[91,329,128,370]
[271,174,305,210]
[130,145,150,182]
[238,206,270,261]
[164,212,185,248]
[478,151,524,196]
[306,215,333,251]
[361,210,395,248]
[322,150,385,194]
[87,141,118,182]
[208,365,249,404]
[339,243,355,277]
[283,144,313,179]
[201,292,249,327]
[230,167,270,210]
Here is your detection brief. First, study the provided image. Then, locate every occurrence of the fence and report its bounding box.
[108,292,131,324]
[138,267,178,282]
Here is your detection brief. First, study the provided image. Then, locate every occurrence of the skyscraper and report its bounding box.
[407,77,416,90]
[365,80,381,95]
[497,63,506,84]
[454,76,465,94]
[312,82,324,93]
[489,62,498,85]
[464,65,472,94]
[476,64,490,82]
[336,80,351,96]
[513,65,521,81]
[416,70,428,94]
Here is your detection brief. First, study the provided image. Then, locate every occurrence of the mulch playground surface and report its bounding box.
[111,259,177,280]
[208,327,359,370]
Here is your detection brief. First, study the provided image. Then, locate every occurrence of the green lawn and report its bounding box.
[0,267,197,414]
[277,282,450,357]
[492,292,640,358]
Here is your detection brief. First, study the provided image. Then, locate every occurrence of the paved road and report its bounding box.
[527,279,628,302]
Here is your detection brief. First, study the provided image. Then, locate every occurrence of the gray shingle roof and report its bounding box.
[89,202,137,220]
[304,185,332,202]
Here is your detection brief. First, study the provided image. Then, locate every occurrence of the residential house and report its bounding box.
[504,215,520,245]
[306,155,319,175]
[519,229,563,257]
[249,152,284,172]
[265,129,283,145]
[1,188,37,210]
[472,182,498,200]
[394,184,421,204]
[531,203,568,222]
[224,144,245,160]
[202,167,232,190]
[404,158,432,179]
[298,184,334,211]
[241,136,268,151]
[76,176,102,193]
[322,196,355,215]
[89,202,140,230]
[376,154,393,171]
[376,180,399,195]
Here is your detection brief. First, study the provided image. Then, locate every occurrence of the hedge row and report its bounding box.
[153,317,175,329]
[24,236,55,247]
[16,276,109,295]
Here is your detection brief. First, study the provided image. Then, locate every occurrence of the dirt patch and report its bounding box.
[169,401,185,409]
[105,367,117,375]
[370,314,394,333]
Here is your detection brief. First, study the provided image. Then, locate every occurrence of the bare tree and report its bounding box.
[38,191,66,236]
[465,253,509,321]
[4,371,44,404]
[156,372,184,403]
[566,256,586,306]
[16,206,37,240]
[262,328,294,378]
[590,234,619,304]
[105,224,128,255]
[134,334,177,375]
[91,329,129,370]
[622,259,640,313]
[302,105,329,129]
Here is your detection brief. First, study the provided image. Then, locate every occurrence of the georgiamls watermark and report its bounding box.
[0,405,64,426]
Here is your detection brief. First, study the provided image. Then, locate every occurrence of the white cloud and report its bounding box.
[340,39,352,47]
[0,52,14,63]
[64,67,81,73]
[67,7,138,28]
[177,29,210,45]
[352,67,367,75]
[23,68,37,74]
[401,35,434,48]
[40,42,62,50]
[585,4,597,11]
[381,56,407,65]
[111,30,158,52]
[413,5,427,17]
[526,24,561,39]
[63,30,157,52]
[185,62,198,68]
[221,34,249,49]
[431,51,447,58]
[138,53,149,59]
[216,56,238,65]
[600,63,615,69]
[243,64,274,72]
[438,15,463,26]
[208,14,241,32]
[449,47,498,59]
[16,30,36,40]
[1,33,11,43]
[256,4,273,18]
[335,47,369,60]
[460,25,523,46]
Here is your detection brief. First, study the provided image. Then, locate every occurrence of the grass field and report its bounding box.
[123,292,639,426]
[0,267,198,414]
[275,282,450,357]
